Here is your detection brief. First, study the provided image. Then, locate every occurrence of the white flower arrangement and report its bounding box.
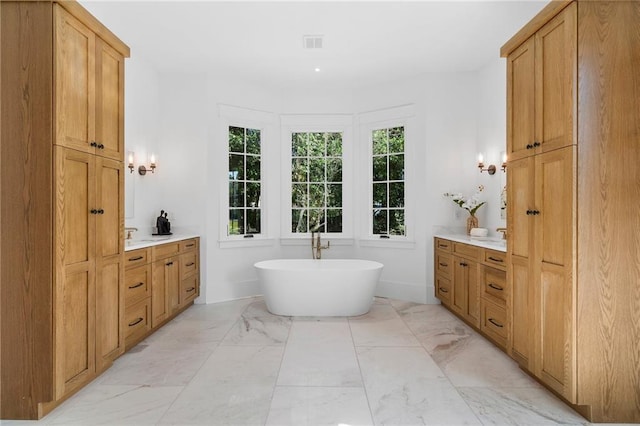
[445,185,486,216]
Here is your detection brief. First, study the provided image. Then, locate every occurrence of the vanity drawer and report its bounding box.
[484,249,507,269]
[125,264,151,306]
[480,298,508,348]
[125,248,149,269]
[435,252,453,277]
[125,297,151,348]
[453,242,480,260]
[434,238,452,252]
[180,251,198,279]
[435,275,452,305]
[179,238,198,252]
[482,266,507,305]
[181,274,199,305]
[152,242,180,261]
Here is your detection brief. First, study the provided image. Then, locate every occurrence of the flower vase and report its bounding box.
[466,215,478,235]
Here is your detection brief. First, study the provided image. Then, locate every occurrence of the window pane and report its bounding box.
[309,184,325,207]
[389,154,404,181]
[327,184,342,207]
[373,183,387,208]
[327,209,342,232]
[229,127,244,153]
[327,133,342,156]
[389,182,404,208]
[309,158,326,182]
[229,209,245,235]
[229,182,244,207]
[373,129,387,155]
[292,184,307,208]
[389,209,405,235]
[388,127,404,153]
[373,209,387,234]
[246,155,261,181]
[229,154,244,180]
[309,133,325,156]
[292,209,308,233]
[292,158,308,183]
[292,133,308,156]
[308,209,325,231]
[246,129,260,154]
[373,156,387,181]
[326,158,342,182]
[246,182,260,207]
[247,209,261,234]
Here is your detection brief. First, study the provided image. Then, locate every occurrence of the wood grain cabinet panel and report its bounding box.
[502,1,640,421]
[0,1,129,419]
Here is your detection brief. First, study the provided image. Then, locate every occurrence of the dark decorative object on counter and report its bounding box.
[153,210,172,235]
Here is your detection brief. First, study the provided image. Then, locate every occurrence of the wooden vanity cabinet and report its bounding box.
[451,244,480,327]
[503,1,640,421]
[1,1,129,419]
[124,249,152,348]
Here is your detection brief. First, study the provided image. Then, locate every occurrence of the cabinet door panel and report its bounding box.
[535,3,576,153]
[452,257,467,315]
[507,157,534,259]
[510,255,531,368]
[466,260,480,326]
[507,37,535,160]
[96,260,122,368]
[95,38,124,161]
[96,158,123,258]
[55,6,95,153]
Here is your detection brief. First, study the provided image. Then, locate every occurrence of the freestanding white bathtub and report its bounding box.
[254,259,383,317]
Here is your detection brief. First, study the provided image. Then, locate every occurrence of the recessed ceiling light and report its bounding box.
[314,67,321,73]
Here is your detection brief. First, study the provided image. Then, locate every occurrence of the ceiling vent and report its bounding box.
[303,35,323,49]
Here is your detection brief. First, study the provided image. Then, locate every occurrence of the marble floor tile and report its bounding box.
[158,383,274,426]
[458,386,588,425]
[220,313,292,346]
[46,384,183,425]
[349,304,421,347]
[265,386,373,426]
[357,347,480,425]
[193,345,284,385]
[98,343,213,386]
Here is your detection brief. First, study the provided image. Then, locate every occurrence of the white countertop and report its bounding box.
[434,233,507,253]
[124,233,200,251]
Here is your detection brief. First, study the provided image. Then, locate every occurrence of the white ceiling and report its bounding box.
[81,1,546,90]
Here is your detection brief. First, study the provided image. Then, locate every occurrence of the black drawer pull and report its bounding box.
[186,287,195,293]
[488,318,504,328]
[128,282,144,289]
[186,262,195,267]
[128,317,143,327]
[439,287,449,293]
[488,283,504,291]
[533,141,541,147]
[90,141,97,147]
[166,261,174,266]
[459,262,468,267]
[438,262,448,267]
[488,256,503,263]
[129,256,144,261]
[186,243,195,247]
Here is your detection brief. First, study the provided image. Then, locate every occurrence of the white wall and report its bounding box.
[122,60,508,305]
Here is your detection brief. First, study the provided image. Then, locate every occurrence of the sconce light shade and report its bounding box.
[130,152,157,175]
[501,151,507,172]
[127,152,135,173]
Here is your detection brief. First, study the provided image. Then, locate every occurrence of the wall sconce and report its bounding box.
[127,152,157,175]
[501,151,507,172]
[477,153,496,175]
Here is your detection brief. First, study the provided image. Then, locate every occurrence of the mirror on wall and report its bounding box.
[125,172,134,219]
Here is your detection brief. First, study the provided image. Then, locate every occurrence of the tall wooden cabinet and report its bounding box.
[503,1,640,422]
[1,1,129,419]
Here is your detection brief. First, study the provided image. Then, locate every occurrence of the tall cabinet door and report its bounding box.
[95,157,124,371]
[507,37,535,161]
[54,6,96,153]
[534,3,577,154]
[533,146,576,402]
[507,156,534,367]
[95,38,125,161]
[54,147,96,399]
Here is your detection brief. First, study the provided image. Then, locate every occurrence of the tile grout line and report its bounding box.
[347,312,377,426]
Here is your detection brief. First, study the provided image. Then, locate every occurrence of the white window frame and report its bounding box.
[280,114,354,243]
[218,104,275,248]
[358,105,416,248]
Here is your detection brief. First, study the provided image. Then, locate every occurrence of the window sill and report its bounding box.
[359,238,416,249]
[218,238,276,249]
[280,237,355,247]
